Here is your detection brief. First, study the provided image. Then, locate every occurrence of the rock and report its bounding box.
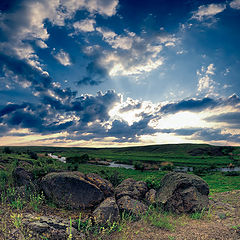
[156,172,209,214]
[22,214,85,240]
[41,172,105,209]
[145,189,156,205]
[92,197,120,225]
[115,178,148,200]
[117,196,148,216]
[12,167,34,187]
[85,173,114,197]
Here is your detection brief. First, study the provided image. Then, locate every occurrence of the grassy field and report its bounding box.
[1,143,240,167]
[0,143,240,193]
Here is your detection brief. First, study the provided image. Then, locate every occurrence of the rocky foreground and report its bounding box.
[1,168,239,239]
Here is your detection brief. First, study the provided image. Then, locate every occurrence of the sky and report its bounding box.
[0,0,240,147]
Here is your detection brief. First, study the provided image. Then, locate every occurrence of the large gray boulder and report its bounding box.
[156,172,209,214]
[85,173,114,197]
[92,197,120,225]
[115,178,148,200]
[117,195,148,216]
[41,172,109,209]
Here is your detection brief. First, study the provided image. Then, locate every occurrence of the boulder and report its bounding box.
[117,196,148,216]
[85,173,114,197]
[12,167,34,187]
[41,172,105,209]
[92,197,120,225]
[115,178,148,200]
[145,189,156,205]
[156,172,209,214]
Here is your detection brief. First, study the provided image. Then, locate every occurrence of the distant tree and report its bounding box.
[3,147,12,154]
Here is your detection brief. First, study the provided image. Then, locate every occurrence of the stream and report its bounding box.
[48,154,240,172]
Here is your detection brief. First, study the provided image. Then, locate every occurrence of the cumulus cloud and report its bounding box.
[36,40,48,49]
[73,19,96,33]
[0,0,119,87]
[230,0,240,10]
[96,27,134,50]
[197,64,216,95]
[191,3,226,21]
[95,30,177,76]
[78,60,108,86]
[52,49,72,66]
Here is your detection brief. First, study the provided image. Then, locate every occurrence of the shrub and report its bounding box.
[66,154,89,164]
[145,177,161,189]
[161,164,173,171]
[28,151,38,160]
[133,161,144,171]
[99,170,124,187]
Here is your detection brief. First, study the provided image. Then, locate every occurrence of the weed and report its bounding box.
[67,217,73,240]
[232,224,240,230]
[168,236,175,240]
[190,207,206,220]
[29,191,45,212]
[11,213,22,229]
[144,206,175,231]
[10,195,25,210]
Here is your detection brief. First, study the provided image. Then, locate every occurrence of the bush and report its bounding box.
[66,154,89,164]
[28,151,38,160]
[133,161,144,171]
[145,177,161,189]
[193,166,209,176]
[99,170,124,187]
[161,164,173,171]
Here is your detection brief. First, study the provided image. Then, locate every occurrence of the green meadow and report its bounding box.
[0,143,240,193]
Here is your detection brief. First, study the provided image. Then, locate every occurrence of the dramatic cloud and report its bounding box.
[205,112,240,126]
[230,0,240,10]
[191,3,226,21]
[52,49,72,66]
[97,30,177,76]
[77,61,108,86]
[160,97,217,114]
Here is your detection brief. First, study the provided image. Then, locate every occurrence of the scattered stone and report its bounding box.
[85,173,114,197]
[145,189,156,205]
[41,172,105,209]
[117,195,148,216]
[92,197,120,225]
[115,178,148,200]
[22,214,84,240]
[156,172,209,214]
